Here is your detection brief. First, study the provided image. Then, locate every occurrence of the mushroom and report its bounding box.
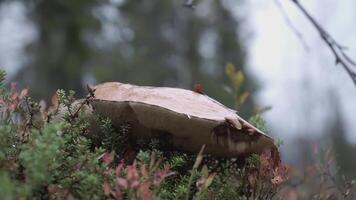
[90,82,277,158]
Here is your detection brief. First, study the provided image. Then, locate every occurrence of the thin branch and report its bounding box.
[66,85,96,122]
[290,0,356,86]
[273,0,310,51]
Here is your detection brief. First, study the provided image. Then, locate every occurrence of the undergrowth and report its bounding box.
[1,68,353,200]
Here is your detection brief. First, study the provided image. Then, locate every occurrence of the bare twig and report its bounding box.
[273,0,310,51]
[66,85,96,122]
[23,97,34,130]
[21,97,41,142]
[290,0,356,86]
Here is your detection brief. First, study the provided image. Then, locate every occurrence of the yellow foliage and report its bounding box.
[225,63,245,91]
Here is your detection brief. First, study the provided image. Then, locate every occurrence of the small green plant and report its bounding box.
[225,63,250,109]
[0,69,291,199]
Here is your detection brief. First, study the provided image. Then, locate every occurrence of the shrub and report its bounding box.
[0,69,288,200]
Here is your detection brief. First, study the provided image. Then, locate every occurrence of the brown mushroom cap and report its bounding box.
[91,82,276,157]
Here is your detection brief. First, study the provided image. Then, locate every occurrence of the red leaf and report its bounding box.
[98,152,114,165]
[19,88,29,99]
[115,180,123,199]
[115,164,123,176]
[139,182,152,200]
[311,143,319,156]
[127,163,140,188]
[271,165,289,185]
[102,181,112,196]
[130,180,140,189]
[193,83,204,94]
[116,177,128,189]
[9,102,18,111]
[153,168,175,186]
[11,92,19,101]
[65,193,74,200]
[10,82,17,90]
[49,93,59,112]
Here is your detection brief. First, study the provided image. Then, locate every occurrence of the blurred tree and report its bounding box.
[4,0,255,116]
[92,0,255,115]
[11,0,105,99]
[331,109,356,179]
[320,92,356,179]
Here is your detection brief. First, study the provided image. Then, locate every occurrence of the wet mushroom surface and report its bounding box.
[89,82,277,157]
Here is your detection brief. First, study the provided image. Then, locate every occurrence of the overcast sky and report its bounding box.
[247,0,356,143]
[0,1,35,76]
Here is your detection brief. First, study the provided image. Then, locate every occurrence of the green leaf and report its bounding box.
[232,70,244,90]
[225,62,235,76]
[225,63,245,91]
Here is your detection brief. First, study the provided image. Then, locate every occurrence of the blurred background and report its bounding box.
[0,0,355,180]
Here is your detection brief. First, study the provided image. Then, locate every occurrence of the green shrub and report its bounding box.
[0,69,288,200]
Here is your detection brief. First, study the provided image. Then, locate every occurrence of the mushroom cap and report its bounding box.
[91,82,276,157]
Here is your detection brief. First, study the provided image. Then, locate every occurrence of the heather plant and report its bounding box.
[0,74,107,199]
[0,69,289,200]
